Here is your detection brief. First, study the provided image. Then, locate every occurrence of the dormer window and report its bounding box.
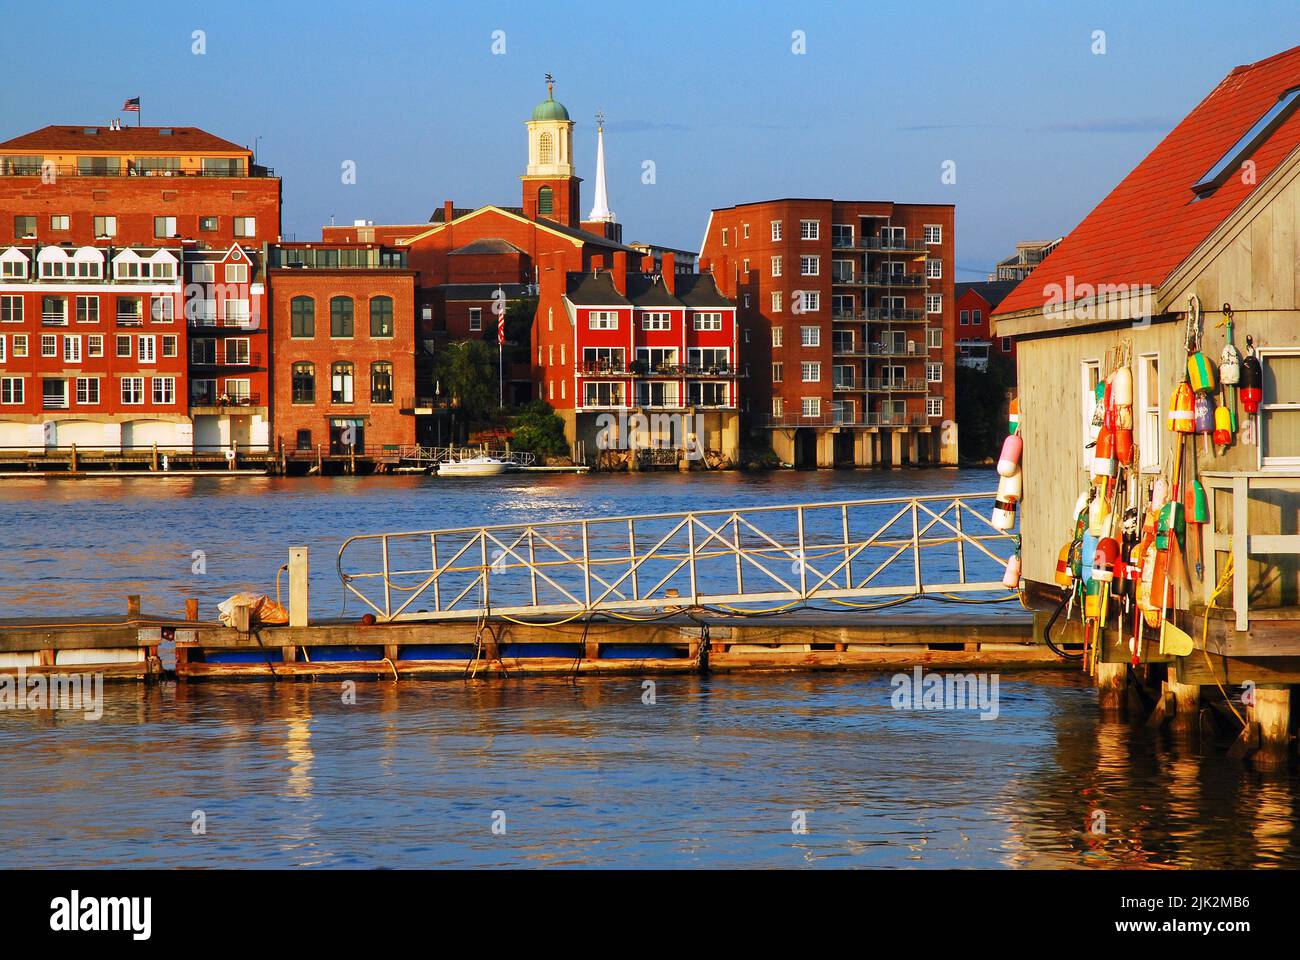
[1193,86,1300,195]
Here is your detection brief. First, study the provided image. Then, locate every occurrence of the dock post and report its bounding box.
[1169,679,1202,734]
[70,443,78,473]
[349,443,356,475]
[185,598,199,621]
[1096,661,1127,714]
[1252,685,1291,769]
[289,547,309,628]
[127,594,141,619]
[228,440,237,471]
[151,443,159,472]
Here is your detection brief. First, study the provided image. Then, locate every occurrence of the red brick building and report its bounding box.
[267,243,417,458]
[700,199,956,467]
[954,279,1019,372]
[0,123,281,454]
[533,249,740,461]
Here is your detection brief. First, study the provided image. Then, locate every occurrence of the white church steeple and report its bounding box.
[587,112,615,223]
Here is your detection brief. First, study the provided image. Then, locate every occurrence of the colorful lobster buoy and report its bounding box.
[1156,501,1185,550]
[1115,427,1134,466]
[1220,341,1241,385]
[1002,553,1021,589]
[997,468,1022,502]
[1185,479,1208,525]
[1091,428,1117,479]
[1088,494,1111,537]
[1112,366,1133,407]
[1193,393,1215,433]
[1167,382,1196,433]
[1055,543,1076,587]
[1213,405,1233,447]
[1093,537,1121,584]
[1187,351,1216,393]
[997,433,1022,477]
[1241,345,1263,414]
[991,495,1018,531]
[1007,398,1020,435]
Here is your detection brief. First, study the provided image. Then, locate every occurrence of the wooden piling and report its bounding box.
[127,595,141,618]
[69,443,78,473]
[1252,685,1291,769]
[1169,679,1202,734]
[1096,661,1127,714]
[185,597,199,622]
[288,547,309,628]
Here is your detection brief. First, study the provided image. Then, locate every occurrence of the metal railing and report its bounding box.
[867,377,928,392]
[832,236,930,253]
[863,272,927,288]
[336,493,1015,622]
[396,445,536,466]
[760,412,930,428]
[867,308,926,322]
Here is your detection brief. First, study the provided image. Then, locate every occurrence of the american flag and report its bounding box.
[497,313,505,346]
[122,97,140,113]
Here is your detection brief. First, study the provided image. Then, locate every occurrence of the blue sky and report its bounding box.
[2,0,1294,277]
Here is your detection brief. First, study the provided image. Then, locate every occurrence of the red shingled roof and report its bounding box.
[0,125,250,154]
[995,44,1300,317]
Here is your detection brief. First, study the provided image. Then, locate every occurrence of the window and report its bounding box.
[162,334,177,357]
[583,381,626,407]
[121,377,144,405]
[370,361,394,403]
[291,297,314,337]
[798,291,819,313]
[192,263,215,283]
[154,216,177,238]
[151,296,174,322]
[1001,337,1012,352]
[225,338,250,365]
[76,296,99,324]
[742,259,750,274]
[13,334,26,357]
[1194,87,1300,195]
[1,296,22,323]
[693,313,722,331]
[223,263,248,284]
[772,327,784,347]
[742,223,750,239]
[225,379,251,403]
[721,228,729,246]
[41,335,57,357]
[330,297,354,337]
[1260,350,1300,467]
[926,327,943,349]
[801,361,821,382]
[772,362,784,382]
[1081,359,1102,452]
[116,335,132,357]
[924,225,942,244]
[295,429,312,451]
[974,310,983,325]
[588,311,617,330]
[636,380,679,408]
[93,216,117,238]
[75,377,99,405]
[926,362,942,383]
[635,347,676,371]
[87,335,103,357]
[233,217,256,238]
[50,215,69,231]
[0,336,4,362]
[138,335,156,363]
[771,291,782,312]
[960,310,970,326]
[927,397,943,417]
[800,256,819,276]
[371,296,394,337]
[772,396,784,417]
[0,258,25,280]
[537,186,553,215]
[42,296,67,325]
[152,377,175,405]
[468,306,482,332]
[292,362,315,403]
[116,296,142,324]
[1,377,23,404]
[799,220,819,240]
[538,132,554,163]
[1137,354,1161,472]
[14,215,35,238]
[770,220,782,241]
[926,294,942,314]
[641,312,671,331]
[199,216,218,232]
[43,378,69,409]
[63,335,81,363]
[689,382,727,407]
[771,256,782,277]
[801,397,821,417]
[926,259,942,279]
[331,362,354,403]
[800,325,820,347]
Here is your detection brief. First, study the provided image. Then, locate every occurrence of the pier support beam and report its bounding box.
[1252,685,1291,769]
[289,547,309,628]
[1096,661,1127,714]
[1169,679,1202,734]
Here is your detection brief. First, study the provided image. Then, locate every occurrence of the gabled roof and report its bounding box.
[0,125,250,154]
[564,271,631,306]
[995,44,1300,319]
[625,273,683,307]
[956,280,1020,310]
[400,204,642,254]
[449,238,527,256]
[675,273,733,308]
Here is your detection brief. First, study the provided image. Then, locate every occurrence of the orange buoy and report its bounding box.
[1167,382,1195,433]
[997,433,1022,477]
[1115,427,1134,466]
[1091,428,1117,478]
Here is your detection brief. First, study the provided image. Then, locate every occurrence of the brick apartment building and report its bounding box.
[954,279,1019,372]
[533,248,740,461]
[267,243,417,457]
[699,199,956,467]
[0,123,281,453]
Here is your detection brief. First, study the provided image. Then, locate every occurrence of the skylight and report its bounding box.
[1193,86,1300,195]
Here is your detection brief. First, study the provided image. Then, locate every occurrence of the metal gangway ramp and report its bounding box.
[336,492,1018,623]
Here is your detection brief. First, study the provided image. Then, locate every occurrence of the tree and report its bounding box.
[433,339,498,433]
[955,353,1015,462]
[509,400,569,458]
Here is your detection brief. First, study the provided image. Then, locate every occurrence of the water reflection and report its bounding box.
[1,670,1296,868]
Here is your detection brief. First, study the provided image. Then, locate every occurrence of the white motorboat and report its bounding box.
[436,455,509,477]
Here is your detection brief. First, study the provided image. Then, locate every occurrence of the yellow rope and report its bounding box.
[1200,543,1245,725]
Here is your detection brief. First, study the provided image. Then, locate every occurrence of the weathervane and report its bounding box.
[545,73,554,97]
[595,110,605,130]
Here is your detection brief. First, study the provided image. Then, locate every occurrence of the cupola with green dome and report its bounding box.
[532,90,570,122]
[524,73,577,182]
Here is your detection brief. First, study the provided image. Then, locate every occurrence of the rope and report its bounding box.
[1200,542,1245,725]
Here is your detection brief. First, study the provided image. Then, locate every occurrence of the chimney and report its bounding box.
[641,254,655,273]
[591,254,605,274]
[443,200,454,223]
[611,251,628,296]
[662,253,676,295]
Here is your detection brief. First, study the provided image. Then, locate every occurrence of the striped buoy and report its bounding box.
[1093,537,1121,583]
[1055,542,1075,587]
[997,468,1022,502]
[997,433,1022,477]
[1187,352,1215,393]
[1008,398,1020,435]
[1091,428,1117,478]
[991,497,1017,531]
[1167,382,1195,433]
[1213,405,1233,446]
[1241,352,1263,413]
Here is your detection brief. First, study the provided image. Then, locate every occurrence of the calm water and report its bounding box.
[1,470,1297,868]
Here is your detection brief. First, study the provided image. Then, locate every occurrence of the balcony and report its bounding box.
[831,312,867,323]
[191,392,261,409]
[759,411,929,429]
[832,342,863,356]
[863,273,926,289]
[0,162,274,179]
[867,378,928,393]
[831,236,929,253]
[41,312,68,326]
[866,341,921,358]
[580,362,742,378]
[867,308,926,323]
[833,378,862,391]
[191,352,262,368]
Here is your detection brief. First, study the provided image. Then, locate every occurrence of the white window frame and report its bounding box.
[771,291,782,313]
[41,334,57,357]
[801,397,821,417]
[588,310,618,330]
[121,377,145,405]
[926,327,943,350]
[641,312,671,331]
[1259,348,1300,469]
[152,376,176,405]
[233,217,256,238]
[63,335,81,363]
[927,397,943,417]
[1137,353,1161,473]
[926,361,942,383]
[924,225,942,245]
[771,256,782,278]
[225,263,249,284]
[800,325,820,348]
[772,326,784,347]
[693,313,722,331]
[799,291,819,313]
[1081,359,1102,455]
[468,307,482,332]
[799,219,819,241]
[800,255,819,277]
[1,376,24,404]
[926,294,942,314]
[770,220,782,241]
[75,377,99,405]
[801,361,821,382]
[926,258,942,279]
[138,335,156,364]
